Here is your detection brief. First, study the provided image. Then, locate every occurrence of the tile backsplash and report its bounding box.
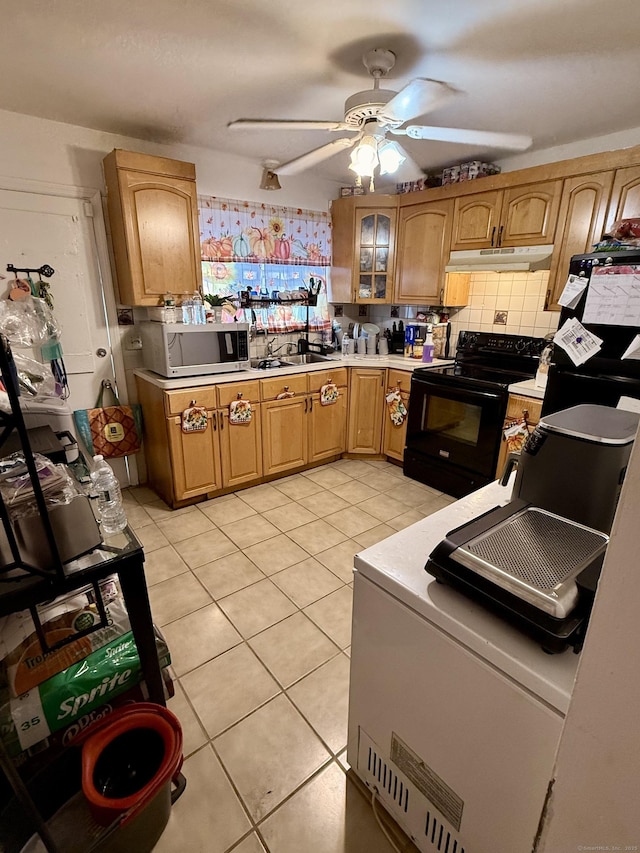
[447,271,559,345]
[331,271,560,351]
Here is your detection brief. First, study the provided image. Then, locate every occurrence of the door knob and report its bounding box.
[96,348,108,358]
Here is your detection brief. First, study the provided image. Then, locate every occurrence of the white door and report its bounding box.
[0,185,136,484]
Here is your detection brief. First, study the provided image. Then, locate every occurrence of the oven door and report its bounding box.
[406,376,506,479]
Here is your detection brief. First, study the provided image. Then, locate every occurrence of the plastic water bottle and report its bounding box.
[192,291,205,324]
[181,293,193,324]
[90,455,127,535]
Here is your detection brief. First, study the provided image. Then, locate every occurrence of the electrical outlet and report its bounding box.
[126,336,143,351]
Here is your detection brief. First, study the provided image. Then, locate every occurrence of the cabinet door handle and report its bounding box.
[212,411,217,431]
[497,225,504,247]
[544,288,551,310]
[304,397,308,413]
[440,288,444,304]
[490,226,496,247]
[220,412,224,430]
[309,396,313,412]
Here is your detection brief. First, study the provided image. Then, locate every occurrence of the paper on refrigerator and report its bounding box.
[582,266,640,326]
[558,274,588,309]
[553,317,603,366]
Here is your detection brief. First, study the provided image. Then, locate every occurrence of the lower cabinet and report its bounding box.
[495,393,543,478]
[308,367,348,464]
[261,369,348,475]
[347,368,385,454]
[382,369,412,462]
[166,411,222,500]
[217,381,263,488]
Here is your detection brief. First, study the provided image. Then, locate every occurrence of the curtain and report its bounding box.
[197,195,332,332]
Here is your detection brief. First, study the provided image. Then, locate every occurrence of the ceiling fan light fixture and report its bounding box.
[378,140,406,175]
[260,162,281,191]
[348,134,379,178]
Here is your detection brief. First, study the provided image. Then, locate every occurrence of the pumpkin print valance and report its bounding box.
[198,196,331,265]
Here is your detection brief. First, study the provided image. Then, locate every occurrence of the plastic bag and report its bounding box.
[0,296,60,347]
[0,452,79,514]
[12,352,56,398]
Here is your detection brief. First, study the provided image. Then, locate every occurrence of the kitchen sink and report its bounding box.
[250,353,336,369]
[282,353,336,364]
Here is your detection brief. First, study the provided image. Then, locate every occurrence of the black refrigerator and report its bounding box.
[542,251,640,415]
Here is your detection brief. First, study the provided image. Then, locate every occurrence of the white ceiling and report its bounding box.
[3,0,640,187]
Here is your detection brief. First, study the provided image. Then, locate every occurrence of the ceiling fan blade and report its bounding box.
[277,137,358,176]
[377,79,457,126]
[228,119,352,132]
[397,125,532,151]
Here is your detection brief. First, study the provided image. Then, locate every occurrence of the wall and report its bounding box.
[497,126,640,173]
[0,107,339,427]
[447,271,559,343]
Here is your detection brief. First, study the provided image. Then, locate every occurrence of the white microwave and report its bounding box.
[140,322,250,378]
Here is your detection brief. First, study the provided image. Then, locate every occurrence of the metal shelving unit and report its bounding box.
[0,336,166,853]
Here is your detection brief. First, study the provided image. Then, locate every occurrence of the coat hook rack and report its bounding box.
[6,264,55,278]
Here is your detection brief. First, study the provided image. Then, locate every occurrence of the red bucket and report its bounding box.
[81,702,183,828]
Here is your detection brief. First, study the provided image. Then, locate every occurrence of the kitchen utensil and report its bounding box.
[362,323,380,337]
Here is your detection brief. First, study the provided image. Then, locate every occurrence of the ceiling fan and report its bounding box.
[228,48,532,183]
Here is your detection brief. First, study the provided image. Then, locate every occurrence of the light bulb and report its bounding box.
[378,141,406,175]
[349,135,379,178]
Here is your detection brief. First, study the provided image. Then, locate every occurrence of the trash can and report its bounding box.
[81,702,185,852]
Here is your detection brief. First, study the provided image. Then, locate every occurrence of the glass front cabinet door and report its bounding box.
[353,207,396,304]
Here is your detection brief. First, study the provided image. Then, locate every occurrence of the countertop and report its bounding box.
[507,378,546,400]
[354,478,579,714]
[134,356,455,391]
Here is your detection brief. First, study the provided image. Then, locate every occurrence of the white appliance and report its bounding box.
[347,481,579,853]
[445,245,553,273]
[140,322,249,378]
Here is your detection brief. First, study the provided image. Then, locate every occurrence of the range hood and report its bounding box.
[445,245,554,273]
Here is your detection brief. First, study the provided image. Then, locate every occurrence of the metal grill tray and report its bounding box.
[452,506,609,618]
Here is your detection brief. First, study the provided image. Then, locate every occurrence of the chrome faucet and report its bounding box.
[266,338,296,357]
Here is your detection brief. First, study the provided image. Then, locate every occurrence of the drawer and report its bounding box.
[217,379,261,407]
[307,367,348,393]
[164,387,217,416]
[260,374,308,401]
[387,369,413,392]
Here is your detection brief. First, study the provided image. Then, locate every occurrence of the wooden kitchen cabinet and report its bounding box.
[450,181,561,250]
[261,396,308,476]
[546,171,614,310]
[167,410,222,501]
[308,369,348,463]
[347,368,385,454]
[217,380,263,488]
[103,149,202,306]
[395,199,454,304]
[330,195,397,304]
[260,374,309,475]
[603,165,640,234]
[495,393,543,478]
[382,369,412,462]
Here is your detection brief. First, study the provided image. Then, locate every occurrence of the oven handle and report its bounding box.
[411,379,505,404]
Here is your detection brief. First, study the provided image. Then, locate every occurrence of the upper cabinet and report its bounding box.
[395,199,454,304]
[603,165,640,233]
[330,195,396,304]
[450,181,562,250]
[546,171,614,310]
[103,149,203,306]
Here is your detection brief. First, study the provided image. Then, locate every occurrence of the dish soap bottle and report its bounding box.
[422,325,434,363]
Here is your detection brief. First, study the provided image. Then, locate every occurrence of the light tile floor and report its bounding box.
[123,459,454,853]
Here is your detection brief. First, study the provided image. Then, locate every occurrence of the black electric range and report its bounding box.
[404,331,548,497]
